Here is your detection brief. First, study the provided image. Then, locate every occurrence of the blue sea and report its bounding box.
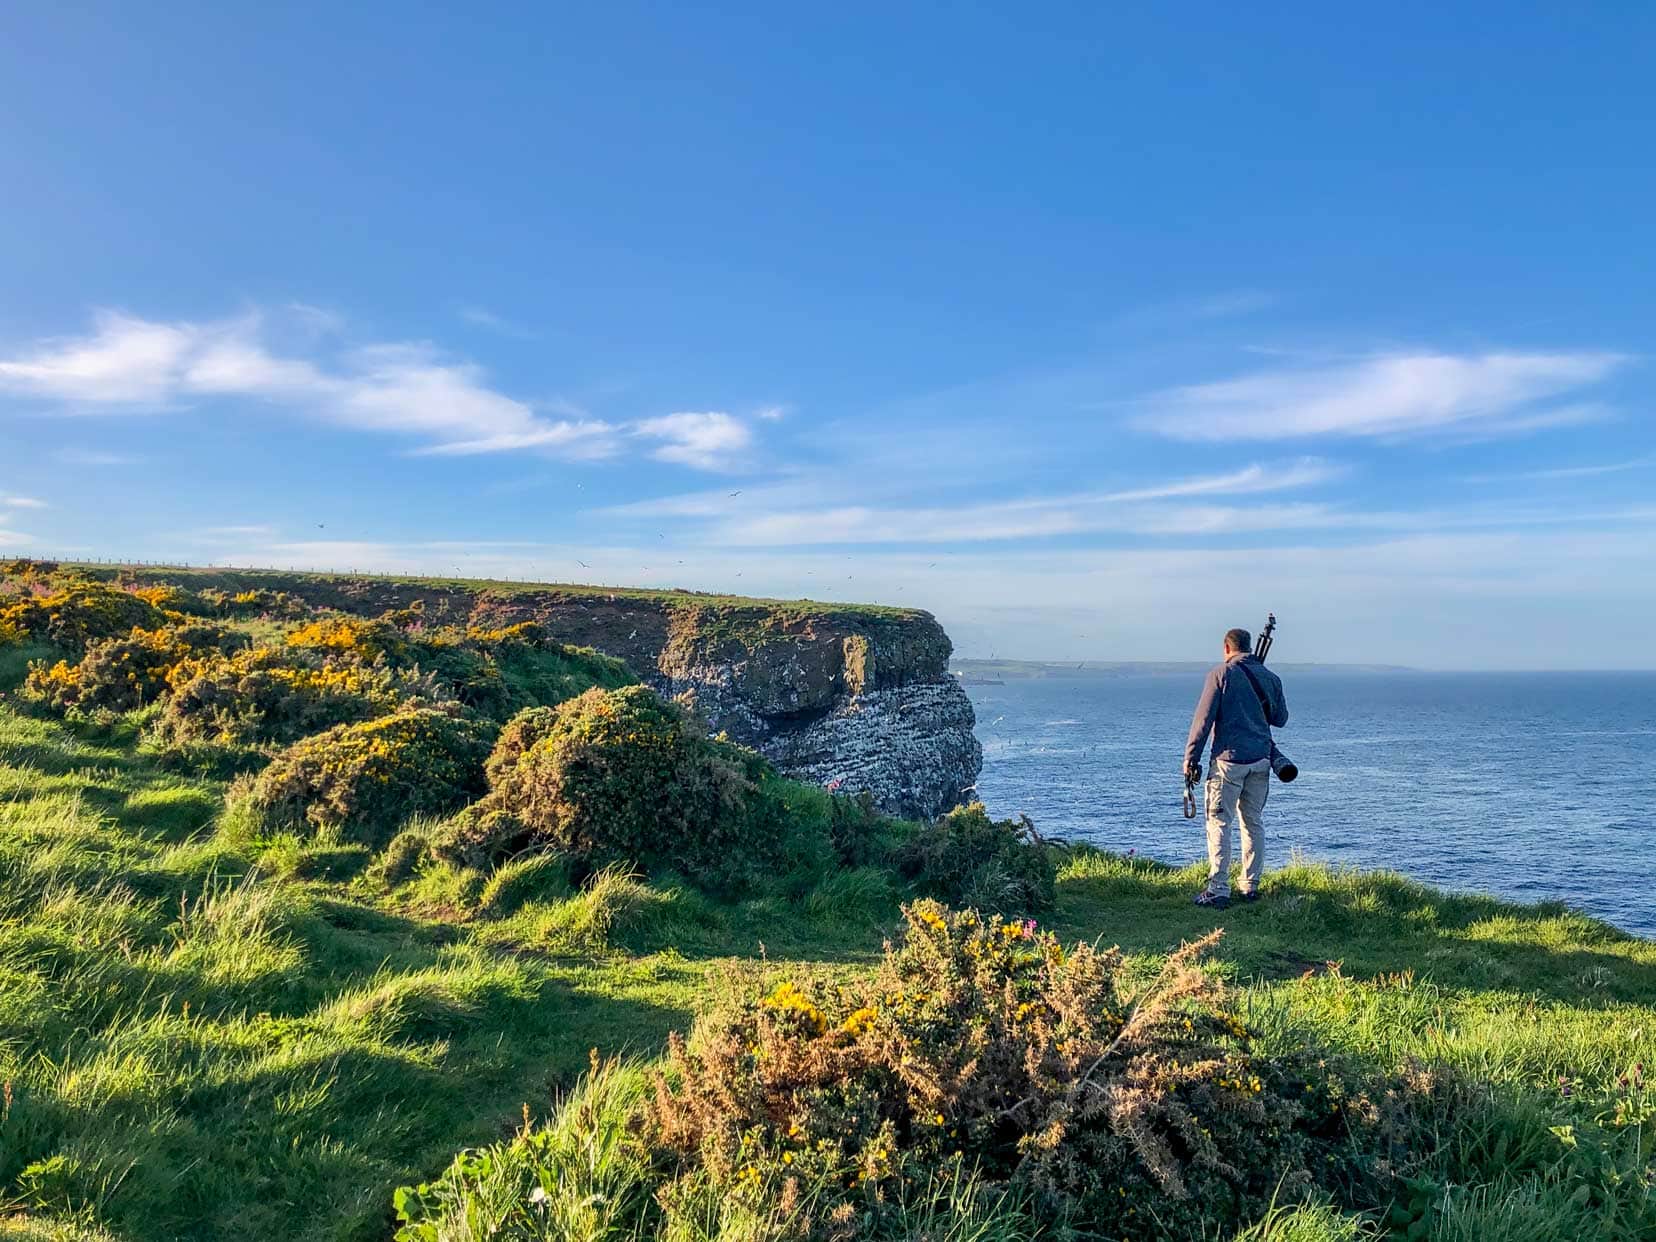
[964,670,1654,938]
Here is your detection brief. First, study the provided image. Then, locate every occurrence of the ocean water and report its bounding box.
[963,670,1654,938]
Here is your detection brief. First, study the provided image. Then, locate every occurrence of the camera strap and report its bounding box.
[1236,660,1274,724]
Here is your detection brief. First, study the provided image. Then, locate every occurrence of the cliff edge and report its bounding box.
[98,567,983,820]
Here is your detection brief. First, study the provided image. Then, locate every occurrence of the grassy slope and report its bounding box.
[1,706,1653,1240]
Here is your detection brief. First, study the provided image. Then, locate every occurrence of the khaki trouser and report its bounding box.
[1204,756,1270,897]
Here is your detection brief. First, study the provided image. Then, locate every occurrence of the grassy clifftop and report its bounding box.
[0,704,1652,1240]
[1,563,1651,1239]
[61,562,928,625]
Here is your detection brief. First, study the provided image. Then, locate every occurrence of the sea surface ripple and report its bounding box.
[965,670,1653,938]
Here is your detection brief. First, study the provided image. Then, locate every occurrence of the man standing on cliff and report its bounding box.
[1183,627,1289,910]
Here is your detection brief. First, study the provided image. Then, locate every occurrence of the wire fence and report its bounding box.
[10,555,579,586]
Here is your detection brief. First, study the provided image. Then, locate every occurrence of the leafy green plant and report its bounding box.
[891,803,1057,913]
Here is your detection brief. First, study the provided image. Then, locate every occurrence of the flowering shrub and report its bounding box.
[199,588,312,620]
[431,686,774,873]
[238,708,492,845]
[128,584,214,616]
[156,646,451,746]
[0,583,165,655]
[890,802,1057,913]
[22,623,249,712]
[646,902,1415,1239]
[286,615,412,663]
[480,704,558,786]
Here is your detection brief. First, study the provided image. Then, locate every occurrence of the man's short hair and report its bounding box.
[1224,628,1252,653]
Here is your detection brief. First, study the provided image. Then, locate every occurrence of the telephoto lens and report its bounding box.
[1270,750,1298,783]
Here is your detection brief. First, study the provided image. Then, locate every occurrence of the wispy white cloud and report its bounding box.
[55,447,141,466]
[1134,350,1628,441]
[1187,290,1277,319]
[1462,454,1656,483]
[0,312,201,404]
[0,309,769,470]
[635,411,754,471]
[1100,458,1343,502]
[187,524,278,539]
[1,494,46,509]
[458,305,536,339]
[603,459,1349,545]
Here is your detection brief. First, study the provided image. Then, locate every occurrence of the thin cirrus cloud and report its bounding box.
[603,458,1349,546]
[0,309,761,471]
[1134,350,1628,441]
[1461,454,1656,483]
[54,448,141,466]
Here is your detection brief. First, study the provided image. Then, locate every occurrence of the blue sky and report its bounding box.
[2,3,1653,668]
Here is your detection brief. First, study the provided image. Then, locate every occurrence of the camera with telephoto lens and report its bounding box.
[1270,746,1298,783]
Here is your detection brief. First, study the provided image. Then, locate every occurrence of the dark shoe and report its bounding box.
[1192,890,1230,911]
[1233,890,1260,904]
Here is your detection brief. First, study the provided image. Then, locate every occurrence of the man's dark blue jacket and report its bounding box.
[1184,653,1289,770]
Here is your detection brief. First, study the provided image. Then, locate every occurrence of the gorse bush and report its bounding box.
[286,614,413,663]
[647,901,1421,1239]
[396,903,1434,1240]
[892,803,1057,913]
[432,687,776,875]
[22,623,249,713]
[237,708,492,846]
[126,583,214,616]
[0,582,166,655]
[198,587,312,619]
[156,644,452,746]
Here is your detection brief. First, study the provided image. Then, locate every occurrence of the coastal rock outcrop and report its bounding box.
[652,608,982,820]
[111,569,983,820]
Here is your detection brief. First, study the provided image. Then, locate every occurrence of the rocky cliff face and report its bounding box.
[119,570,983,820]
[648,607,982,820]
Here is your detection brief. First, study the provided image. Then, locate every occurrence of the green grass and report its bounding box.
[55,563,927,625]
[0,704,1652,1240]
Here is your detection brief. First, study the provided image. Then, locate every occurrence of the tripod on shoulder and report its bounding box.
[1183,613,1296,820]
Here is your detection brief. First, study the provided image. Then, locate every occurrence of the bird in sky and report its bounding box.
[577,560,589,568]
[728,490,742,497]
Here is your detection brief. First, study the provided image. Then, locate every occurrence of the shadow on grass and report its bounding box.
[8,979,694,1242]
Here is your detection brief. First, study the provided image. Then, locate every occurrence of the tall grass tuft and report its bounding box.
[394,1056,655,1242]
